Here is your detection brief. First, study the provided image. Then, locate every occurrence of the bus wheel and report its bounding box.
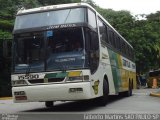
[45,101,54,108]
[125,80,133,97]
[98,79,109,106]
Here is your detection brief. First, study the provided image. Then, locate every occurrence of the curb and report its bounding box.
[150,93,160,97]
[0,97,12,100]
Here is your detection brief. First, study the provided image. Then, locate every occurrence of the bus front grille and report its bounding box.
[28,79,44,84]
[48,78,64,82]
[28,78,65,84]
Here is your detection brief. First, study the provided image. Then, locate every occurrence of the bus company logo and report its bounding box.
[92,80,100,95]
[47,24,76,30]
[55,58,76,62]
[18,74,39,80]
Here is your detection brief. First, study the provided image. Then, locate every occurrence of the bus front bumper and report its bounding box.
[12,82,93,103]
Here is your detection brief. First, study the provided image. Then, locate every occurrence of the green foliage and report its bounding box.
[0,19,13,31]
[95,5,160,72]
[0,30,12,39]
[82,0,96,7]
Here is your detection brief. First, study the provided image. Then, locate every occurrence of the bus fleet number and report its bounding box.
[18,74,39,80]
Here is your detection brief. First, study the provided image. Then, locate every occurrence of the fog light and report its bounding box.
[69,88,83,93]
[68,76,83,81]
[14,91,27,100]
[14,91,26,96]
[12,80,28,87]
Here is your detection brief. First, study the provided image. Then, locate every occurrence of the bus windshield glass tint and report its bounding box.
[13,32,45,73]
[46,27,86,71]
[14,8,85,30]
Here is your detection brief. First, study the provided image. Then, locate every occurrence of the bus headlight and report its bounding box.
[67,75,89,82]
[66,71,89,82]
[67,76,83,81]
[12,80,28,86]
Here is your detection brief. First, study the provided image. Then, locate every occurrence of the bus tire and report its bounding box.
[129,80,133,96]
[45,101,54,108]
[98,79,109,106]
[125,80,133,97]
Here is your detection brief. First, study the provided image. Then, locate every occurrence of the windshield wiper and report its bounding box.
[25,64,31,75]
[59,61,67,72]
[25,57,32,75]
[64,9,71,23]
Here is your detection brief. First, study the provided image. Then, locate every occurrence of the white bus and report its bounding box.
[12,3,136,107]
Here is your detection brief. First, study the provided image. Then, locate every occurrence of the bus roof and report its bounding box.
[17,2,133,48]
[17,3,90,15]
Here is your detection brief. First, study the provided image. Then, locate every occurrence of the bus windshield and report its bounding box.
[14,8,85,30]
[13,27,87,73]
[46,28,86,71]
[13,32,45,73]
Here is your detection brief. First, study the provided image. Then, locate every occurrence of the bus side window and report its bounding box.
[108,30,116,49]
[112,33,116,49]
[90,31,99,74]
[108,30,113,46]
[88,9,97,31]
[105,26,109,44]
[121,40,125,55]
[126,45,129,58]
[98,17,108,46]
[117,36,121,51]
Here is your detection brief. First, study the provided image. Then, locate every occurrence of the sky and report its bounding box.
[92,0,160,15]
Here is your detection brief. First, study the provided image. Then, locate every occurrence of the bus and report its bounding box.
[11,3,136,107]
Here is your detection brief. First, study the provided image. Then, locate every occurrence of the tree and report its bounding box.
[82,0,96,7]
[95,8,160,73]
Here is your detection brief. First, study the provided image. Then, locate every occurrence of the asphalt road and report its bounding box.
[0,89,159,120]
